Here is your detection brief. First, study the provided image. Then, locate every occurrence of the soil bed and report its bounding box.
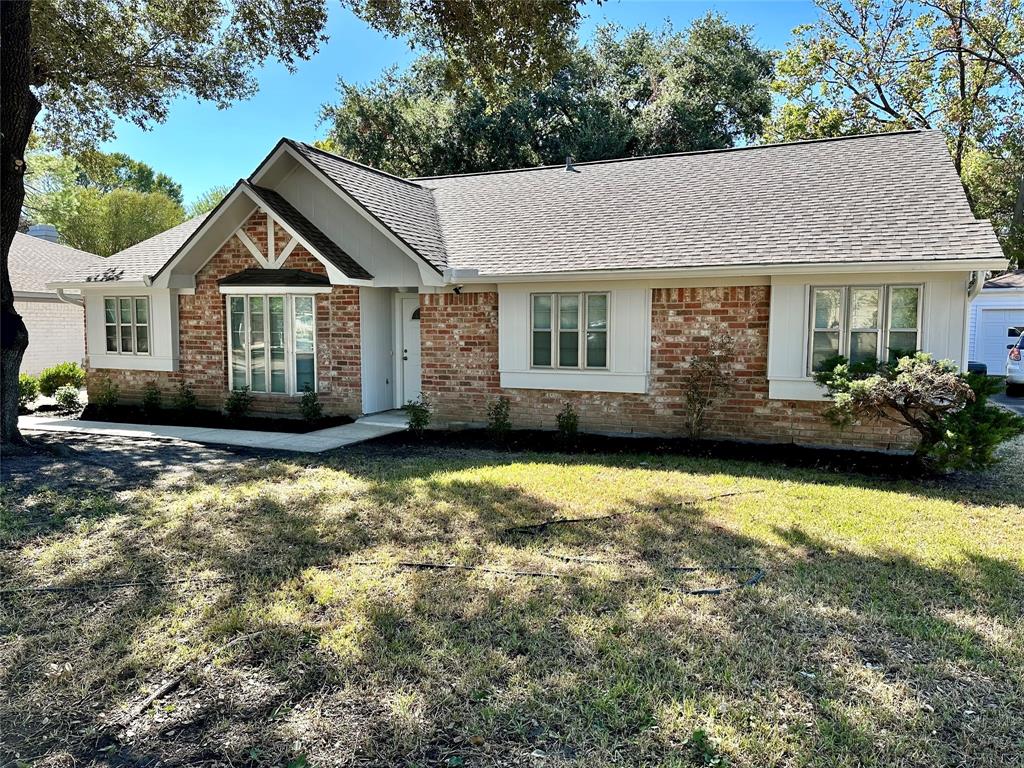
[78,403,354,434]
[372,427,924,477]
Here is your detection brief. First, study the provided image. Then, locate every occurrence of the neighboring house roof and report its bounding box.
[288,140,448,271]
[983,269,1024,289]
[67,214,209,283]
[10,232,104,294]
[219,268,330,287]
[55,129,1004,286]
[246,184,372,280]
[417,130,1003,275]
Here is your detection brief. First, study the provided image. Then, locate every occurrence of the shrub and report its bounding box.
[92,375,120,413]
[556,402,579,442]
[486,396,512,442]
[141,381,162,417]
[402,395,431,438]
[225,386,253,419]
[54,384,82,414]
[18,373,39,409]
[38,361,85,396]
[299,385,322,422]
[815,352,1024,471]
[681,330,734,439]
[174,381,198,412]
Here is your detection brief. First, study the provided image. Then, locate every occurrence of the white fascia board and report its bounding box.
[260,142,444,281]
[48,279,147,290]
[459,258,1009,284]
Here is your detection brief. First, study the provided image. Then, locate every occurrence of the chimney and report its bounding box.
[28,223,59,243]
[565,155,575,172]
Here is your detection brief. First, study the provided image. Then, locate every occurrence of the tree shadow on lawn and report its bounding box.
[2,468,1021,768]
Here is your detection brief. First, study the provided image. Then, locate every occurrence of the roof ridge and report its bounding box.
[287,139,428,190]
[412,129,930,181]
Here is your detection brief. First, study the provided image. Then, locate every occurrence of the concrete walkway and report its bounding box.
[18,409,408,453]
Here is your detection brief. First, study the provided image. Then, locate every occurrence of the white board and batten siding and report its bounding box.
[967,288,1024,375]
[768,270,974,400]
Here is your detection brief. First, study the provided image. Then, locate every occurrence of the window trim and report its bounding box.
[103,296,151,356]
[530,291,610,370]
[807,284,923,374]
[226,293,318,395]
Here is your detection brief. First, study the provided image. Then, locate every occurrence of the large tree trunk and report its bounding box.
[1,1,40,449]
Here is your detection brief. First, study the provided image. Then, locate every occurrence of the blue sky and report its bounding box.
[101,1,817,206]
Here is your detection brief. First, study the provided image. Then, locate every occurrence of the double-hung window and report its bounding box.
[808,285,921,372]
[228,294,317,393]
[104,297,150,355]
[531,292,609,369]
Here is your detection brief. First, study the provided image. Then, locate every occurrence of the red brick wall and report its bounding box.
[421,286,915,451]
[86,212,361,417]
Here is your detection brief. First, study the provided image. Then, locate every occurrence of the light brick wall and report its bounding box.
[421,286,916,451]
[15,297,86,375]
[86,212,362,416]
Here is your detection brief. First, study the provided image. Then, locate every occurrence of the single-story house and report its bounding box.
[11,226,105,375]
[49,129,1006,451]
[968,270,1024,375]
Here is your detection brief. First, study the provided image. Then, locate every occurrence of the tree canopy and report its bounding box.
[319,15,775,177]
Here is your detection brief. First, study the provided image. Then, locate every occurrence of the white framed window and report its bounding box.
[227,294,317,394]
[104,297,150,355]
[531,292,609,369]
[808,285,921,373]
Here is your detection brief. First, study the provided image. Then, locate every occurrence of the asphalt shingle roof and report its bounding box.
[247,184,372,280]
[289,141,448,271]
[984,269,1024,289]
[60,130,1003,285]
[10,232,104,293]
[218,268,330,287]
[67,215,209,283]
[417,130,1003,275]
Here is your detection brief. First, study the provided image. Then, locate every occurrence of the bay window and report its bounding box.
[228,294,317,393]
[531,292,609,369]
[104,297,150,355]
[808,285,921,372]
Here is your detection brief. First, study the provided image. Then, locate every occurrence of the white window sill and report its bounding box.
[500,369,648,394]
[88,354,176,372]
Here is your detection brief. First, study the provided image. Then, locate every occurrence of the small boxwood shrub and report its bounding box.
[174,381,198,412]
[225,386,253,419]
[402,395,431,438]
[486,396,512,442]
[556,402,579,442]
[18,373,39,409]
[54,384,82,413]
[38,361,85,397]
[92,375,120,414]
[299,385,322,422]
[141,381,162,417]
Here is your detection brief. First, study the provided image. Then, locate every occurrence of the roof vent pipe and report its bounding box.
[565,156,575,172]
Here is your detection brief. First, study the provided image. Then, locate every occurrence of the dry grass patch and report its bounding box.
[1,438,1022,767]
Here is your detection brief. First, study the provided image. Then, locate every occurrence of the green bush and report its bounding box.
[486,396,511,442]
[299,385,322,422]
[556,402,579,442]
[38,361,85,397]
[402,395,431,438]
[141,381,162,417]
[225,386,253,419]
[54,384,82,413]
[92,375,120,413]
[815,353,1024,471]
[18,373,39,409]
[174,381,198,412]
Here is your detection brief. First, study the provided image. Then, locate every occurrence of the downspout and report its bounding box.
[967,270,984,301]
[962,270,985,371]
[56,289,84,307]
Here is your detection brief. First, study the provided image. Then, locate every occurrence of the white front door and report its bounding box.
[399,295,422,404]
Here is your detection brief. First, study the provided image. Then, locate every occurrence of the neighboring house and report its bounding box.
[11,227,105,375]
[968,270,1024,375]
[49,130,1005,451]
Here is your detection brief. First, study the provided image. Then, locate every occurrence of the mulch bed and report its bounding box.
[78,404,354,434]
[370,427,925,477]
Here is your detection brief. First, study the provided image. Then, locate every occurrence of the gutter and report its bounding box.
[56,289,84,307]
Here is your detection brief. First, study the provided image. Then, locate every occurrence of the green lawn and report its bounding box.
[1,438,1022,767]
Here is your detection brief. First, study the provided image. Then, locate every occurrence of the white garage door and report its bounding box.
[978,308,1024,374]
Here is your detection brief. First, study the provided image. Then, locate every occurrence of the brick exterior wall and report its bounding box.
[86,212,362,417]
[421,287,916,451]
[15,297,86,375]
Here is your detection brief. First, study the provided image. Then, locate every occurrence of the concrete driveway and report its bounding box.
[990,390,1024,416]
